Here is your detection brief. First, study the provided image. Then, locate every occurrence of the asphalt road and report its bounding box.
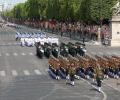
[0,21,120,100]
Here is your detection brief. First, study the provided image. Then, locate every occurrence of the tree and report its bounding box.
[3,0,118,24]
[25,0,40,19]
[13,3,22,19]
[38,0,48,19]
[59,0,75,21]
[78,0,91,23]
[89,0,116,24]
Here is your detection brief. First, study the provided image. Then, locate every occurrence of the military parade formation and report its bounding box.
[12,20,120,93]
[14,27,120,92]
[15,31,59,47]
[41,41,120,92]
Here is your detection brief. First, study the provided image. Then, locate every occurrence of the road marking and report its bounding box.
[45,69,49,72]
[13,43,17,45]
[12,70,18,76]
[21,53,26,56]
[8,43,12,45]
[0,71,6,76]
[13,53,18,56]
[29,52,34,56]
[34,69,42,75]
[81,78,107,100]
[23,70,30,76]
[103,81,120,92]
[6,53,10,56]
[2,43,5,45]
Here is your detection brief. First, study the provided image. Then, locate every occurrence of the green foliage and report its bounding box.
[78,0,91,23]
[3,10,14,18]
[4,0,118,24]
[89,0,114,23]
[25,0,40,19]
[13,3,27,19]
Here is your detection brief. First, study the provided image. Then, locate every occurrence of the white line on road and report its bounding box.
[45,69,49,72]
[0,71,6,76]
[23,70,30,76]
[21,53,26,56]
[13,53,18,56]
[29,52,34,56]
[103,81,120,92]
[81,78,107,100]
[12,70,18,76]
[34,69,42,75]
[14,43,18,45]
[8,43,12,45]
[6,53,10,56]
[2,43,5,45]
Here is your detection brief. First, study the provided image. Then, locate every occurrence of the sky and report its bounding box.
[0,0,27,4]
[0,0,27,10]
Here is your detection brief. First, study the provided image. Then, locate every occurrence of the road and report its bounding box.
[0,21,120,100]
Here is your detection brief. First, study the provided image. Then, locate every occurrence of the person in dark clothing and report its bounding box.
[69,66,76,86]
[96,75,102,92]
[95,66,104,92]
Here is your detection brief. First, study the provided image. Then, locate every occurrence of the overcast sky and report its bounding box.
[0,0,27,4]
[0,0,27,10]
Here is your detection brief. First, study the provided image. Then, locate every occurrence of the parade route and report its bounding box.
[0,23,120,100]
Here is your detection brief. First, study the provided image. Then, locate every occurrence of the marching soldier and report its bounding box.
[36,43,44,58]
[68,63,76,86]
[95,64,104,92]
[59,55,70,79]
[52,43,59,58]
[68,42,77,57]
[49,56,60,80]
[60,43,69,57]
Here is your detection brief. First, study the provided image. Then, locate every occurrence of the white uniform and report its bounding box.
[21,38,25,46]
[51,37,59,45]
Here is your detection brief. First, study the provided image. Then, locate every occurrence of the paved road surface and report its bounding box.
[0,21,120,100]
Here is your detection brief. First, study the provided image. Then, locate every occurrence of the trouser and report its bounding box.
[61,32,63,37]
[97,80,102,87]
[70,74,75,81]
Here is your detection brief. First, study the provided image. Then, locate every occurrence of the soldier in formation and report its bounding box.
[36,42,86,59]
[94,64,104,92]
[68,64,76,86]
[47,42,120,90]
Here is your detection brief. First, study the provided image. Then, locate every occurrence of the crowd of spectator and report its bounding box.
[7,18,111,43]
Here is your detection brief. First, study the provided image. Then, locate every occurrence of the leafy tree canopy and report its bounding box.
[3,0,118,24]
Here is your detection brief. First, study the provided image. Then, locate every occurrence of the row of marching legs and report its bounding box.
[48,66,120,92]
[103,68,120,79]
[49,66,95,86]
[49,66,76,86]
